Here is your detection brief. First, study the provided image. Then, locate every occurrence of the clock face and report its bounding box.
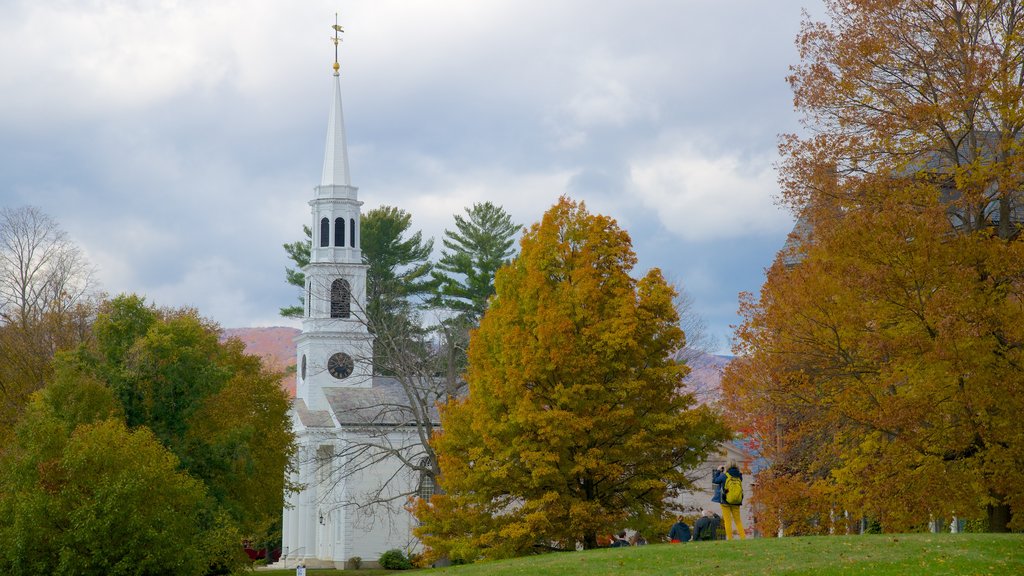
[327,352,354,379]
[300,355,307,380]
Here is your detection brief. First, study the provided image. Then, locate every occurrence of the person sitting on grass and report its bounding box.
[669,516,692,543]
[610,530,631,547]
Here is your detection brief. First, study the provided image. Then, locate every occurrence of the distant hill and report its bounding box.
[221,326,732,402]
[681,351,733,405]
[221,327,299,396]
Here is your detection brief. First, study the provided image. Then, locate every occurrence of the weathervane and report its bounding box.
[332,13,344,74]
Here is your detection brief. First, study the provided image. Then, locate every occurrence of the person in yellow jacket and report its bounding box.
[712,459,746,540]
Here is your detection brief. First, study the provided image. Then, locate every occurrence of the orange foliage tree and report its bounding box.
[725,0,1024,533]
[413,197,729,561]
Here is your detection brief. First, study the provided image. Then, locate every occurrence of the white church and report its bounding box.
[272,28,435,570]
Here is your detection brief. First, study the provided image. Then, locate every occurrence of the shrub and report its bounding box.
[378,549,413,570]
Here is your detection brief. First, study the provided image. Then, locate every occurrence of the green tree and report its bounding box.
[62,295,297,538]
[279,225,312,318]
[361,206,435,321]
[279,208,436,373]
[0,391,234,576]
[413,197,729,561]
[360,206,435,374]
[431,201,519,322]
[430,202,519,392]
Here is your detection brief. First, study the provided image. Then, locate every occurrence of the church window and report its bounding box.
[331,279,351,318]
[334,217,345,247]
[416,457,436,501]
[320,217,329,247]
[350,217,356,247]
[316,445,334,485]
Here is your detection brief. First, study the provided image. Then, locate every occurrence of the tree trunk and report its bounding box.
[986,502,1012,532]
[583,531,598,550]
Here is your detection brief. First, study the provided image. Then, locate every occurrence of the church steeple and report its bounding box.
[295,13,372,415]
[321,16,351,187]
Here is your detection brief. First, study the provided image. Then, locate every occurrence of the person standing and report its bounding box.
[714,459,746,540]
[668,516,691,543]
[692,509,718,541]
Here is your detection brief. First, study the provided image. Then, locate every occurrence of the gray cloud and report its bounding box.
[0,0,813,351]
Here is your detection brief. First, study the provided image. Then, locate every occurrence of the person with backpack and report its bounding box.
[713,459,746,540]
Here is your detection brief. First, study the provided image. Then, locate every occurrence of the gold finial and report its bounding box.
[332,13,344,75]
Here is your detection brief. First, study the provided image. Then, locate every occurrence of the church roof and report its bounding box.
[320,71,351,187]
[294,398,334,428]
[324,376,443,426]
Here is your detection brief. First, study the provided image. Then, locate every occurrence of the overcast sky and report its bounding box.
[0,0,820,354]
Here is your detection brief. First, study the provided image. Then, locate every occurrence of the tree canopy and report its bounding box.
[0,379,241,575]
[0,206,98,444]
[279,225,312,318]
[0,294,298,573]
[725,0,1024,534]
[431,201,519,323]
[73,295,297,535]
[414,197,729,561]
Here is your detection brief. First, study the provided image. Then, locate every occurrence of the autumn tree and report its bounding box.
[413,197,730,561]
[0,206,98,442]
[726,0,1024,533]
[319,204,518,515]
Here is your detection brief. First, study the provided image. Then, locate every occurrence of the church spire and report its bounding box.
[321,14,351,187]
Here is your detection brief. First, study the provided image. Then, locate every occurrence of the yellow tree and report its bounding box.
[414,197,729,561]
[726,0,1024,533]
[725,180,1024,533]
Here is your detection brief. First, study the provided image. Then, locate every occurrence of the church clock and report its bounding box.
[327,352,354,379]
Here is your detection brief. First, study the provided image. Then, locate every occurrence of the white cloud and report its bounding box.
[361,152,575,248]
[629,144,793,242]
[0,0,811,339]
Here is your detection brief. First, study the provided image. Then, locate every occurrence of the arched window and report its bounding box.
[334,217,345,247]
[330,278,351,319]
[319,217,329,247]
[417,457,436,501]
[306,281,311,317]
[350,217,356,247]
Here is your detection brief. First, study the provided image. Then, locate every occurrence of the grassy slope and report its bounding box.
[430,534,1022,576]
[257,533,1023,576]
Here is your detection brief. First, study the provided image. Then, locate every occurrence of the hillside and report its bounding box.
[221,326,299,396]
[425,533,1023,576]
[222,326,731,401]
[256,533,1023,576]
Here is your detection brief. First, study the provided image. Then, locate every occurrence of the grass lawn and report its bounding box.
[255,533,1023,576]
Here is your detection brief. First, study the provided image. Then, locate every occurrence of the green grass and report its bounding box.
[255,570,394,575]
[255,533,1023,576]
